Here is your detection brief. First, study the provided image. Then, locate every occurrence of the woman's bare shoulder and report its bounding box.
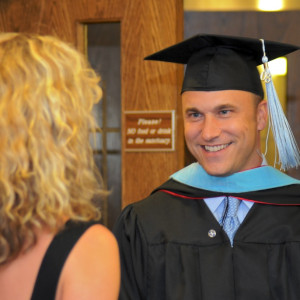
[56,223,120,300]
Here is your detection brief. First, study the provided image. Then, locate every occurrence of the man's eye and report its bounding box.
[185,112,202,121]
[191,112,200,118]
[219,110,230,115]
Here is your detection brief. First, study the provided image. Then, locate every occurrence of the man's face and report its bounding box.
[182,90,268,176]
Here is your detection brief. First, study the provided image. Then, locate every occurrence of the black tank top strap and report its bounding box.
[30,220,96,300]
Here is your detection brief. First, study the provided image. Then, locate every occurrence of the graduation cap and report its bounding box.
[145,34,300,170]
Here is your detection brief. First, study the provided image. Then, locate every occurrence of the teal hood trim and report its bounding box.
[171,163,300,193]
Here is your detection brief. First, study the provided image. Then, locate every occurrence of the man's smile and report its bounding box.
[203,143,231,152]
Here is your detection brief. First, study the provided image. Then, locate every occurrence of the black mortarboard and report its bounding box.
[144,34,299,98]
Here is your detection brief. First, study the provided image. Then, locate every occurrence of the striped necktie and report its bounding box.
[222,196,240,246]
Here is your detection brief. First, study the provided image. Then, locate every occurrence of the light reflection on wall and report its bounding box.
[258,0,283,11]
[184,0,300,11]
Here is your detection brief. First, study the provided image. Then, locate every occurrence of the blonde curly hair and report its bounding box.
[0,33,104,264]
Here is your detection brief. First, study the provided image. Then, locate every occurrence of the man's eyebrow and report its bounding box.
[184,106,201,113]
[217,103,235,108]
[214,103,236,110]
[184,104,236,112]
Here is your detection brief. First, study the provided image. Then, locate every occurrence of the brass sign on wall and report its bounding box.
[124,111,175,151]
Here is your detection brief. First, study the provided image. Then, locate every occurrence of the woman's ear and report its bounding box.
[257,99,268,131]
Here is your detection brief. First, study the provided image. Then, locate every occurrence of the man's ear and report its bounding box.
[257,99,268,131]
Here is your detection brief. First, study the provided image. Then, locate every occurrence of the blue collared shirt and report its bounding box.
[204,196,253,224]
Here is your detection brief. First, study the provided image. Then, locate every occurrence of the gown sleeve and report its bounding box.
[113,204,148,300]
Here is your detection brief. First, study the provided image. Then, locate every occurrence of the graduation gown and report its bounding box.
[113,164,300,300]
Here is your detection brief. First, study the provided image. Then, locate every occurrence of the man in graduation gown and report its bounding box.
[113,34,300,300]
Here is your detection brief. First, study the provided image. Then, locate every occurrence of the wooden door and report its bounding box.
[0,0,184,227]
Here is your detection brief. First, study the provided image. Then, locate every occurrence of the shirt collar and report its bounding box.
[204,196,224,212]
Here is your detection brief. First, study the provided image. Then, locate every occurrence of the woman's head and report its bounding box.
[0,33,103,263]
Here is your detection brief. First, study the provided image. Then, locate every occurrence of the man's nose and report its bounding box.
[200,115,221,141]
